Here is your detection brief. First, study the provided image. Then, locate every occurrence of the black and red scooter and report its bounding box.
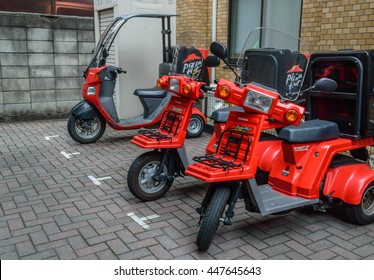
[67,14,207,144]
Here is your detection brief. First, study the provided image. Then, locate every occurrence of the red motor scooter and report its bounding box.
[67,14,207,144]
[186,28,374,250]
[126,31,246,201]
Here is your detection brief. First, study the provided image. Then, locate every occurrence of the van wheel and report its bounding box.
[187,115,204,138]
[196,186,231,250]
[67,114,105,144]
[345,183,374,225]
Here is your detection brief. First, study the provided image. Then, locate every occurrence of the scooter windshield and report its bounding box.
[170,31,209,83]
[235,27,310,101]
[85,17,125,75]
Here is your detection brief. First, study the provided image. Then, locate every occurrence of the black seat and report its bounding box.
[278,119,340,143]
[134,86,167,98]
[210,106,244,123]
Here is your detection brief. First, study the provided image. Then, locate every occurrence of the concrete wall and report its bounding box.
[0,12,95,121]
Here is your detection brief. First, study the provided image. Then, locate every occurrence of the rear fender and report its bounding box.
[324,164,374,205]
[71,100,100,119]
[191,107,207,124]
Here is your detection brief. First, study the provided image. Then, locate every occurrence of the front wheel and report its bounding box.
[187,114,204,138]
[196,186,231,250]
[67,114,106,144]
[127,151,174,201]
[345,183,374,225]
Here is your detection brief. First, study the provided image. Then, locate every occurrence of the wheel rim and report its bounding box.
[362,185,374,216]
[138,160,168,194]
[188,116,202,135]
[74,117,101,139]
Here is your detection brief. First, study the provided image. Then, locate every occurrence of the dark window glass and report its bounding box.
[228,0,302,63]
[0,0,52,14]
[0,0,93,17]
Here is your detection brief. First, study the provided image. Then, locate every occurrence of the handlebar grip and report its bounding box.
[117,68,127,74]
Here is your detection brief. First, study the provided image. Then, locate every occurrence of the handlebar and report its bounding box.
[115,67,127,74]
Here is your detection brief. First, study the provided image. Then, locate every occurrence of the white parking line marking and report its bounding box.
[127,212,160,229]
[88,175,112,186]
[44,135,59,141]
[60,151,81,159]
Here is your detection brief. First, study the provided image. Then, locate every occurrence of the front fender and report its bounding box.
[324,164,374,205]
[71,100,100,119]
[192,107,207,124]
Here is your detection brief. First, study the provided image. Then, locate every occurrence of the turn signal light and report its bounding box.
[157,78,165,88]
[218,85,230,99]
[183,84,192,95]
[285,109,299,123]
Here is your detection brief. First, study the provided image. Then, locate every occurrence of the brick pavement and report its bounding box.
[0,119,374,260]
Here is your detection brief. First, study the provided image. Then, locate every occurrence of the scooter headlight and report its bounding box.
[243,90,273,113]
[87,86,96,96]
[168,78,180,92]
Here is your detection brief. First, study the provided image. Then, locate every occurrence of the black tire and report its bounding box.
[67,114,105,144]
[127,151,174,201]
[345,183,374,225]
[196,186,231,250]
[187,114,204,138]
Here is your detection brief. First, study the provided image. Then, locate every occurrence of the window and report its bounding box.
[228,0,302,63]
[0,0,93,17]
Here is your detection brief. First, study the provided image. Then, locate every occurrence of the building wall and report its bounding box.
[176,0,374,80]
[0,12,94,120]
[301,0,374,51]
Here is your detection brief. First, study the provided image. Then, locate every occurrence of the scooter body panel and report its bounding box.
[70,100,100,119]
[131,94,195,149]
[268,137,374,200]
[186,111,266,182]
[324,163,374,205]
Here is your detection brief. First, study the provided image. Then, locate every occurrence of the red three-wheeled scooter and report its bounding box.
[185,28,374,250]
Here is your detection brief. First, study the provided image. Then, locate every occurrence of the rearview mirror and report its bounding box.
[210,41,228,61]
[204,55,220,68]
[313,78,337,92]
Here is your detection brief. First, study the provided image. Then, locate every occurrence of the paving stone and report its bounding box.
[1,119,374,261]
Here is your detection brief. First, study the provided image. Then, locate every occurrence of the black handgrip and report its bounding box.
[116,67,127,74]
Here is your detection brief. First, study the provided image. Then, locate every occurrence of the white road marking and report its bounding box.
[60,151,81,159]
[127,212,160,229]
[44,135,59,140]
[88,175,112,186]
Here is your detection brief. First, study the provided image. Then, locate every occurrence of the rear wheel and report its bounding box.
[345,183,374,225]
[67,114,105,144]
[187,115,204,138]
[196,186,231,250]
[127,151,173,201]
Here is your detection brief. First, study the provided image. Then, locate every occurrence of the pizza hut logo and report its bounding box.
[182,53,203,78]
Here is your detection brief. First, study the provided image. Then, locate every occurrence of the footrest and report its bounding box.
[250,183,319,216]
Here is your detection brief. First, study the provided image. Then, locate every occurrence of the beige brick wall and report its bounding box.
[301,0,374,51]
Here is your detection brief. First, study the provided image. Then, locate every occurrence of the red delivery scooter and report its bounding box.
[186,28,374,251]
[67,14,207,144]
[127,31,244,201]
